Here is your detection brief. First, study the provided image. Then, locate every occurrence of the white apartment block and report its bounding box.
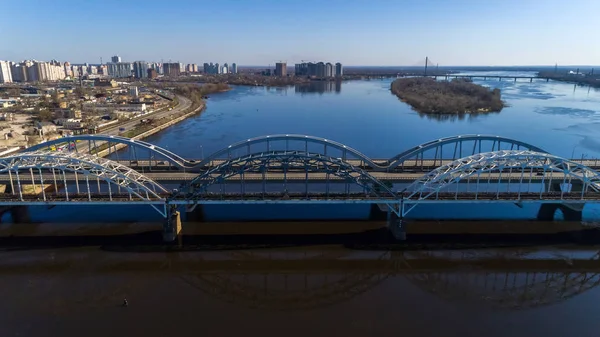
[0,61,13,83]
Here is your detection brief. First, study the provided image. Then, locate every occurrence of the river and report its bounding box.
[2,242,600,337]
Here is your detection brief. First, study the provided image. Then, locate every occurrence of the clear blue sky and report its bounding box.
[2,0,599,66]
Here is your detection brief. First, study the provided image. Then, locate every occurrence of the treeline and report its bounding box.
[390,77,505,114]
[539,71,600,88]
[167,83,229,107]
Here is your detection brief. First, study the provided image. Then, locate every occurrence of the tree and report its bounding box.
[39,110,54,121]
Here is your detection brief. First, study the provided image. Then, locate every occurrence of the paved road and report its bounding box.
[114,158,600,173]
[45,94,193,154]
[0,171,584,183]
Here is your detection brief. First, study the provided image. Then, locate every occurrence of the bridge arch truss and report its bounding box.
[177,150,397,204]
[0,150,169,216]
[24,134,193,171]
[401,150,600,217]
[385,135,547,171]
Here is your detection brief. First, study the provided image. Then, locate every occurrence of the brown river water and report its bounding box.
[2,221,600,337]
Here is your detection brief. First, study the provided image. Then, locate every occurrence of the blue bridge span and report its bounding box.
[3,134,600,241]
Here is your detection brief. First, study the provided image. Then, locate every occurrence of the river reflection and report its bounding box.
[294,80,342,95]
[2,245,600,331]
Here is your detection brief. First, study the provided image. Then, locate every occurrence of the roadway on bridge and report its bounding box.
[0,171,567,183]
[115,158,600,173]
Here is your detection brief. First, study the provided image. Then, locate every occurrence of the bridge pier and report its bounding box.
[387,210,406,241]
[0,206,31,223]
[537,204,583,221]
[163,205,182,242]
[537,181,584,221]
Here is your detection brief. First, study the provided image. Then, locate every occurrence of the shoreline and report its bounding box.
[94,100,205,158]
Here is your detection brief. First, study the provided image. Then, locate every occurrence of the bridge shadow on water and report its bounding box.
[2,221,600,252]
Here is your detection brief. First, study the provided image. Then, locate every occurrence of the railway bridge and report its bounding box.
[3,134,600,241]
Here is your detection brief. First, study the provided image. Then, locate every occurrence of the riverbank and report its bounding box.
[391,77,506,114]
[92,83,229,157]
[539,71,600,88]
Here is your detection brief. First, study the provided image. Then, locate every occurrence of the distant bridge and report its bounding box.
[419,74,552,82]
[6,134,600,241]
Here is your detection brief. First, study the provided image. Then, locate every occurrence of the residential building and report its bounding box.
[147,68,158,79]
[231,63,238,74]
[294,61,343,77]
[10,63,27,82]
[316,62,325,77]
[111,55,121,63]
[130,86,139,97]
[325,62,333,77]
[335,62,343,77]
[107,62,133,78]
[133,61,148,79]
[163,63,180,77]
[222,63,229,74]
[0,61,13,83]
[275,62,287,77]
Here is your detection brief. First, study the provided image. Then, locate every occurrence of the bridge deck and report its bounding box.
[2,192,599,204]
[113,159,600,172]
[0,171,583,183]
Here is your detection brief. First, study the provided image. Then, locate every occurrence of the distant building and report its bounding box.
[231,63,237,74]
[111,55,121,63]
[325,63,333,77]
[335,62,343,77]
[147,68,158,79]
[130,86,139,97]
[107,62,133,78]
[275,62,287,77]
[10,63,27,82]
[94,79,118,88]
[0,61,13,83]
[316,62,325,77]
[222,63,229,74]
[163,63,180,77]
[295,61,343,78]
[133,61,148,79]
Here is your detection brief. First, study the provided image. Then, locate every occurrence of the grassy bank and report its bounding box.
[391,77,505,114]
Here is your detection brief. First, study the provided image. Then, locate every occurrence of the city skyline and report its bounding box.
[2,0,600,66]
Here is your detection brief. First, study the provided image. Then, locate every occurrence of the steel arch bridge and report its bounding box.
[24,134,194,170]
[6,133,600,222]
[0,150,168,215]
[190,134,548,172]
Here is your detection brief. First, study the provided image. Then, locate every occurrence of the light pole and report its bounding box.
[571,145,578,159]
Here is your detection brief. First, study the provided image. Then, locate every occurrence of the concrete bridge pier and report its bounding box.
[163,205,182,242]
[537,181,585,221]
[387,209,406,241]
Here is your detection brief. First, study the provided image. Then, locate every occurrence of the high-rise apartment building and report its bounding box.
[0,61,13,83]
[295,61,343,77]
[163,63,181,77]
[107,62,133,78]
[325,63,333,77]
[147,68,158,79]
[10,63,27,82]
[335,63,343,77]
[231,63,238,74]
[111,55,121,63]
[275,62,287,76]
[133,61,148,78]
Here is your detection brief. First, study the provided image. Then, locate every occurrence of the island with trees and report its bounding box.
[390,77,505,114]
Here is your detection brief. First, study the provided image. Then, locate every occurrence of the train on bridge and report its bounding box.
[2,133,600,241]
